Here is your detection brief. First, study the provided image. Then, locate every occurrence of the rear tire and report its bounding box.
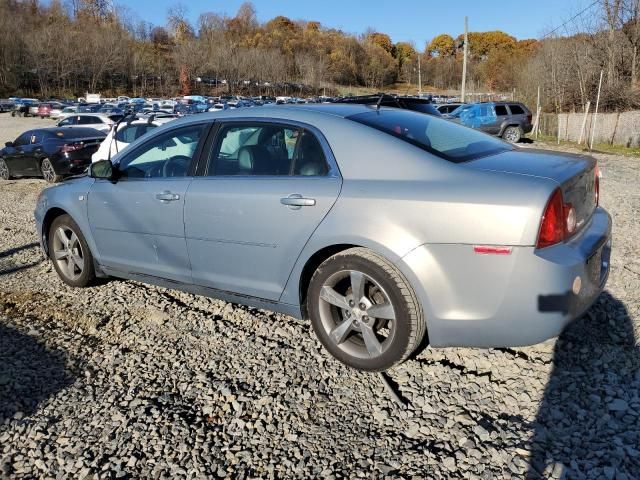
[48,214,96,288]
[307,247,426,371]
[502,125,522,143]
[0,158,11,180]
[41,158,62,183]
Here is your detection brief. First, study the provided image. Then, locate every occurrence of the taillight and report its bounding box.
[537,189,579,248]
[61,143,83,153]
[537,188,565,248]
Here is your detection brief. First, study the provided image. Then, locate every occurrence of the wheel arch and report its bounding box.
[41,207,70,255]
[298,243,360,318]
[500,123,522,137]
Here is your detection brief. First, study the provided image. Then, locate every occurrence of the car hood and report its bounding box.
[465,148,596,185]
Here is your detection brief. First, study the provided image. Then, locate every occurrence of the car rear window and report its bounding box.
[348,109,512,163]
[508,104,525,115]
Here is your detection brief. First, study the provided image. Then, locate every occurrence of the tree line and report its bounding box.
[1,0,638,112]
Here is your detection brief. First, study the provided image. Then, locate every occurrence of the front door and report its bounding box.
[4,131,34,175]
[87,123,208,283]
[185,123,341,301]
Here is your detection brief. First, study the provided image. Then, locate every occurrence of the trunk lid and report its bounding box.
[466,148,598,235]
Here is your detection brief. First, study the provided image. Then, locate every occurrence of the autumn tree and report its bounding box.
[427,34,455,57]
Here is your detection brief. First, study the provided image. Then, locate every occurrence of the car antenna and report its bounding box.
[376,93,385,111]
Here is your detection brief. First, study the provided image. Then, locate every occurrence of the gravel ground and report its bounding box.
[1,113,639,479]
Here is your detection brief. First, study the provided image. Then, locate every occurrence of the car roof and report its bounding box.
[31,127,107,137]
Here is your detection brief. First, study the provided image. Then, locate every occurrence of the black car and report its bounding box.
[0,127,106,183]
[333,94,442,116]
[436,102,466,115]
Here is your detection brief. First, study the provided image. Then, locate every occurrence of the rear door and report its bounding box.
[184,121,341,301]
[487,104,509,135]
[507,104,528,128]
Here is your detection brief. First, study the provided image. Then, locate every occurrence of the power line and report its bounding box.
[541,0,601,39]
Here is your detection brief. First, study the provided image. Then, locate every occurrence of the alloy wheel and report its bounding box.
[317,269,396,359]
[52,226,84,281]
[504,128,520,143]
[41,159,55,182]
[0,159,9,180]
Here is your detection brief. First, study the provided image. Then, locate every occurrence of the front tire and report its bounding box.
[41,158,62,183]
[0,158,11,180]
[308,248,426,371]
[502,125,522,143]
[48,214,96,287]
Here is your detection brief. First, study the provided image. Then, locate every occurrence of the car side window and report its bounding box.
[78,116,99,125]
[13,132,31,146]
[116,124,157,143]
[118,124,204,179]
[495,105,508,116]
[293,131,329,176]
[208,123,299,176]
[58,117,75,126]
[509,104,525,115]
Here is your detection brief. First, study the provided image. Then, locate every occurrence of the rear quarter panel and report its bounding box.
[279,119,555,305]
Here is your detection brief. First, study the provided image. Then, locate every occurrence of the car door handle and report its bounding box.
[281,194,316,209]
[155,191,180,202]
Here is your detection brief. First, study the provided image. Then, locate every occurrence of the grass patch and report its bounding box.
[533,134,640,157]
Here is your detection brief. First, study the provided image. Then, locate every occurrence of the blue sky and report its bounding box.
[115,0,593,48]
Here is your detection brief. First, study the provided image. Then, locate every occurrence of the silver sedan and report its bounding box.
[33,104,611,371]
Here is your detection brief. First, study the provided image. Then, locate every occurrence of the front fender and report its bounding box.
[35,177,99,261]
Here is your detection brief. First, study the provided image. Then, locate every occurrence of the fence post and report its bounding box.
[590,70,604,151]
[578,101,591,145]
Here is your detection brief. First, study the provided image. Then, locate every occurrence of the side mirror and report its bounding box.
[89,159,115,180]
[5,141,13,147]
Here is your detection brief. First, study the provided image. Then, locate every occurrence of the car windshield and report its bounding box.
[448,104,473,118]
[348,109,512,163]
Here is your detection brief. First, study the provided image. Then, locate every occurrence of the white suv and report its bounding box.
[92,117,176,162]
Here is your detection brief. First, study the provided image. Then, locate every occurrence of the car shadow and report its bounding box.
[527,291,640,478]
[0,324,74,424]
[0,242,42,276]
[0,242,38,259]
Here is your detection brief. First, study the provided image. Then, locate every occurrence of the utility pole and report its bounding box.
[461,16,468,103]
[418,53,422,96]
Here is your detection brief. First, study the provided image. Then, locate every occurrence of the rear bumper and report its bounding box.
[53,152,94,175]
[397,207,612,347]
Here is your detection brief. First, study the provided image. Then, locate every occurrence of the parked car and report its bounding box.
[11,99,38,117]
[91,116,176,162]
[0,99,14,112]
[0,127,105,182]
[436,102,465,115]
[57,113,122,132]
[447,101,533,143]
[334,94,442,116]
[37,102,66,118]
[77,104,102,113]
[56,106,78,120]
[33,105,610,372]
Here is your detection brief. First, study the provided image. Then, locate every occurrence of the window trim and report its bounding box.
[202,118,340,179]
[114,122,210,181]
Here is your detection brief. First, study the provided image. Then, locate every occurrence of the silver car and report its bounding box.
[33,105,611,371]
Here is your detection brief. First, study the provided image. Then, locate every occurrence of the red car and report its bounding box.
[37,102,64,119]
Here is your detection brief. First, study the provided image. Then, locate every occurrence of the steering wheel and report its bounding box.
[162,155,191,177]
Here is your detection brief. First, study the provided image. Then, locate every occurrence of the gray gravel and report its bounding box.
[1,113,639,479]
